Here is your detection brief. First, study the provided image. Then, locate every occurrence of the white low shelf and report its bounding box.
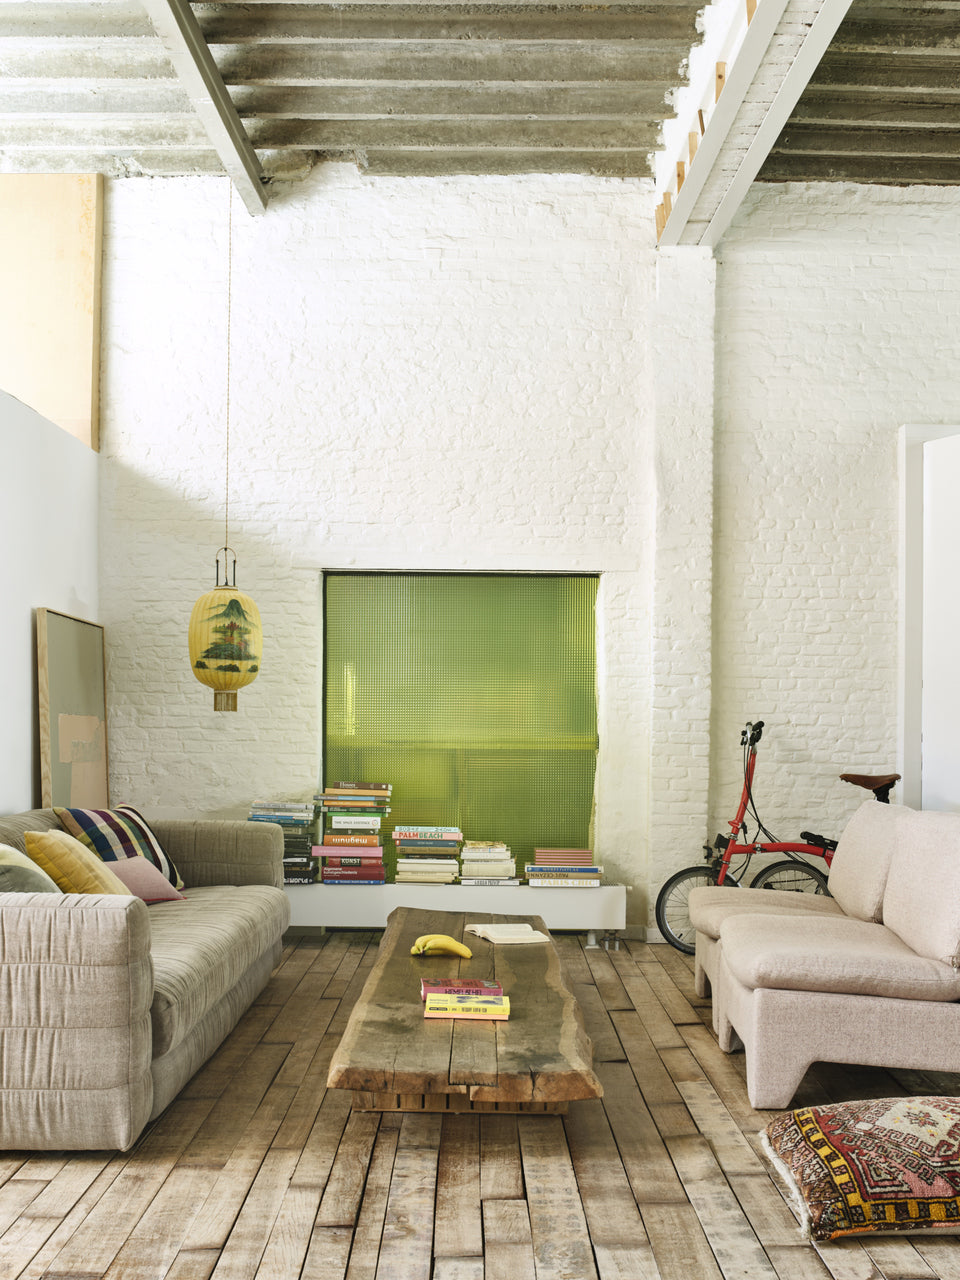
[284,882,627,943]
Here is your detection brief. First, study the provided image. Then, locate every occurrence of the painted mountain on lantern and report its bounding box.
[198,597,259,664]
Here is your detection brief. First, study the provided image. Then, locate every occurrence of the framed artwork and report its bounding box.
[36,608,109,808]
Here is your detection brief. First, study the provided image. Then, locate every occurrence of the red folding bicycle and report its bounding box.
[654,720,900,953]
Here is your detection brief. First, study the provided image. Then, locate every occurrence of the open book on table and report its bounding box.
[464,922,550,944]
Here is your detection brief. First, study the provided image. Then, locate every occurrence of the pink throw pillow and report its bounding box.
[107,854,186,904]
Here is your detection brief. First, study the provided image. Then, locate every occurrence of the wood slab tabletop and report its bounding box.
[326,905,603,1105]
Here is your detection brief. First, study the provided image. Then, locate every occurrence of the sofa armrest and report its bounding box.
[149,819,285,889]
[0,892,154,1150]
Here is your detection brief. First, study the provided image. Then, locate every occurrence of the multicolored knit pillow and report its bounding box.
[765,1096,960,1241]
[55,805,182,888]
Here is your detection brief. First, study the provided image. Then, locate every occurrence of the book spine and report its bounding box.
[251,804,314,813]
[249,814,313,826]
[396,860,459,868]
[322,833,380,846]
[420,983,503,998]
[322,872,387,881]
[394,839,462,849]
[325,807,390,816]
[320,855,384,866]
[325,781,392,793]
[525,877,601,887]
[393,828,462,838]
[459,878,520,886]
[321,798,387,807]
[329,815,381,829]
[525,865,601,874]
[321,879,387,885]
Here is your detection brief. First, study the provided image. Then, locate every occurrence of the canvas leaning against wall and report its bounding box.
[36,608,109,808]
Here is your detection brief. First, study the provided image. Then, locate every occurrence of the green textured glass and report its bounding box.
[323,573,598,873]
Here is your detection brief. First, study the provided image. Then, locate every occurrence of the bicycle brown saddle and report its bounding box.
[840,772,901,790]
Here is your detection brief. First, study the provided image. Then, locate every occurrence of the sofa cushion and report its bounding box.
[720,913,960,1001]
[0,844,62,894]
[109,855,187,904]
[689,885,843,941]
[56,805,182,888]
[882,808,960,967]
[147,884,289,1056]
[826,800,904,922]
[24,830,134,897]
[0,809,62,855]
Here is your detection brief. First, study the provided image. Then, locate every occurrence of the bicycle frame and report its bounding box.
[708,724,834,884]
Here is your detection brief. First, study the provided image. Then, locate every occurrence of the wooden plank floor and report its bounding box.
[4,930,960,1280]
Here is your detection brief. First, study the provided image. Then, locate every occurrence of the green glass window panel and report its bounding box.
[323,573,598,872]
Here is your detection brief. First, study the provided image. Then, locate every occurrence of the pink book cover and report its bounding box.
[420,977,503,1000]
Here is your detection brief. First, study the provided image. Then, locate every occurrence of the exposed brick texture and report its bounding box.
[90,170,960,932]
[711,183,960,856]
[99,168,663,924]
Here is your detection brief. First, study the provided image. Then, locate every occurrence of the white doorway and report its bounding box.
[900,425,960,810]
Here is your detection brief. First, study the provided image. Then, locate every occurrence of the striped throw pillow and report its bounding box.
[55,805,182,888]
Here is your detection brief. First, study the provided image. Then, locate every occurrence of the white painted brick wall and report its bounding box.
[648,247,717,894]
[711,183,960,864]
[99,165,665,928]
[97,169,960,933]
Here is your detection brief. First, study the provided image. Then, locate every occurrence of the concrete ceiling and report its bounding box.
[1,0,957,221]
[0,0,704,209]
[760,1,960,185]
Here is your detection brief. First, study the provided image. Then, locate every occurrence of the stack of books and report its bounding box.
[526,848,602,888]
[393,824,462,883]
[249,800,319,884]
[318,847,386,885]
[317,782,392,885]
[459,840,518,886]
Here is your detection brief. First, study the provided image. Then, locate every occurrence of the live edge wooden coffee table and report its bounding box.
[326,905,602,1114]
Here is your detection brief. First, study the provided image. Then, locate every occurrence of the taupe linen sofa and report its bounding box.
[0,809,290,1151]
[688,801,960,1108]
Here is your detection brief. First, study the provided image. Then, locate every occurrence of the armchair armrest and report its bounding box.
[0,892,154,1150]
[149,819,285,889]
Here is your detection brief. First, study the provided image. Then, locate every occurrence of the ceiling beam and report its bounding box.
[138,0,267,215]
[699,0,855,246]
[658,0,855,248]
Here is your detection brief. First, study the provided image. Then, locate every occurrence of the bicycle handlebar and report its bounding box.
[741,720,764,747]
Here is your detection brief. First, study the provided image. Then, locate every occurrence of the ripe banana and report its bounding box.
[410,933,473,958]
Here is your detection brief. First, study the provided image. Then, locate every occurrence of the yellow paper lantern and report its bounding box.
[189,551,262,711]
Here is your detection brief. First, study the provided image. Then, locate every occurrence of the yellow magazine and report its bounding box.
[423,994,510,1020]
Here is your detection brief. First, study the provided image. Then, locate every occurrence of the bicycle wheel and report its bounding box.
[655,865,736,954]
[749,860,830,894]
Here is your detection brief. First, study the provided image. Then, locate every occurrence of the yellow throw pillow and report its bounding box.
[24,830,133,896]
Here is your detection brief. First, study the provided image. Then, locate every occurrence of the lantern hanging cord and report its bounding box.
[225,183,233,555]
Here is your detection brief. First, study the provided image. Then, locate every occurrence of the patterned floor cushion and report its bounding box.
[764,1096,960,1241]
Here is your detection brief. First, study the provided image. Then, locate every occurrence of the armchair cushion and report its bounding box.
[825,800,903,922]
[882,808,960,967]
[720,913,960,1001]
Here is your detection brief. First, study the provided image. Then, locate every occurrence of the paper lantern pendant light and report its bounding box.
[189,185,262,712]
[189,549,262,711]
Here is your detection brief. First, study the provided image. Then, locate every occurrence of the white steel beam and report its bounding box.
[139,0,268,215]
[657,0,791,247]
[700,0,854,247]
[658,0,854,248]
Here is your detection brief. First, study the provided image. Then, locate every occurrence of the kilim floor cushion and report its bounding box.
[764,1096,960,1241]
